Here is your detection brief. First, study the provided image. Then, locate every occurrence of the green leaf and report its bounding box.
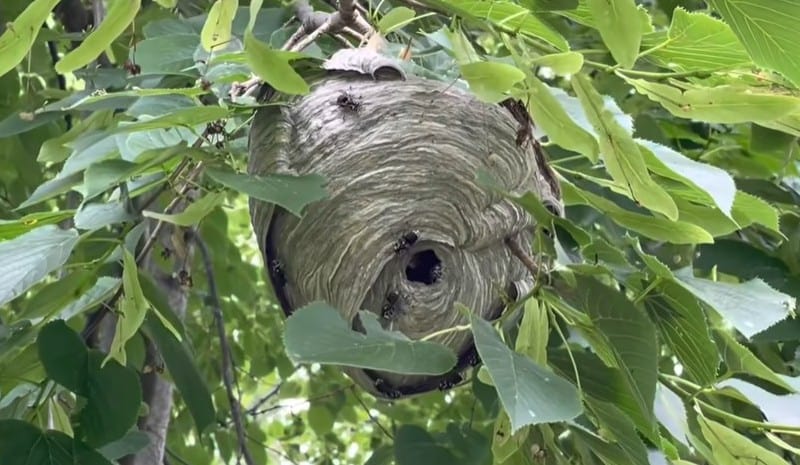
[586,0,642,68]
[514,298,548,365]
[378,7,416,34]
[206,167,328,216]
[715,328,795,391]
[0,211,76,240]
[525,77,599,160]
[0,420,113,465]
[698,416,790,465]
[74,201,135,231]
[653,383,690,447]
[105,249,149,366]
[37,321,143,447]
[0,225,80,307]
[674,268,795,339]
[201,0,238,51]
[143,191,225,226]
[470,313,582,432]
[37,320,89,393]
[556,275,659,441]
[719,379,800,426]
[307,403,335,436]
[117,106,232,133]
[530,51,584,75]
[732,191,782,235]
[97,431,151,461]
[641,8,750,72]
[284,302,457,375]
[141,274,215,435]
[81,351,143,446]
[244,31,308,95]
[17,172,83,210]
[395,425,458,465]
[20,270,97,323]
[56,0,142,73]
[437,0,568,50]
[587,400,650,465]
[459,61,525,103]
[638,139,736,218]
[135,33,200,75]
[623,78,800,124]
[645,281,719,386]
[562,180,713,244]
[709,0,800,88]
[143,313,215,434]
[572,74,678,220]
[0,0,60,78]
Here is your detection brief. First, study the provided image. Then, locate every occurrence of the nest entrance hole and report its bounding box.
[405,250,442,285]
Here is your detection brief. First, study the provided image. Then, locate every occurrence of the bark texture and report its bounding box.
[248,48,562,399]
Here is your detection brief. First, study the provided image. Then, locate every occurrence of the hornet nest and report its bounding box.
[247,47,563,399]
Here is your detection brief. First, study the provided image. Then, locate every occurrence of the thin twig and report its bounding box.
[505,235,541,277]
[292,15,336,51]
[81,135,209,342]
[245,382,283,415]
[248,383,354,417]
[244,433,300,465]
[193,233,255,465]
[230,0,378,99]
[350,386,393,439]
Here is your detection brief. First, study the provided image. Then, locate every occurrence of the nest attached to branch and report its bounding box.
[248,48,563,399]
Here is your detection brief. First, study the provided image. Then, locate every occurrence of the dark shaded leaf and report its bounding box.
[284,302,457,375]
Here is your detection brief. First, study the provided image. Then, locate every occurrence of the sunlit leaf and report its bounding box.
[709,0,800,87]
[431,0,568,50]
[641,8,751,72]
[56,0,142,73]
[143,192,225,226]
[0,0,60,78]
[719,378,800,427]
[460,61,525,103]
[105,249,149,366]
[586,0,642,68]
[530,51,584,75]
[378,7,416,33]
[638,139,736,218]
[572,74,678,220]
[698,416,790,465]
[675,268,795,339]
[0,226,80,307]
[562,181,713,244]
[624,78,800,124]
[525,77,599,160]
[201,0,239,51]
[244,31,308,95]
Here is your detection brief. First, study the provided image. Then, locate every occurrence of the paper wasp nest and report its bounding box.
[248,48,562,399]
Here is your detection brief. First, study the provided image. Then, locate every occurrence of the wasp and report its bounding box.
[335,90,362,112]
[381,290,401,320]
[269,259,286,288]
[393,230,419,254]
[437,372,463,391]
[374,377,402,399]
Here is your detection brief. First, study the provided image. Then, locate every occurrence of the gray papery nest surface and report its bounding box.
[248,48,563,399]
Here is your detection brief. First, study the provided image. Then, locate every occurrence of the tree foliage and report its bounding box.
[0,0,799,464]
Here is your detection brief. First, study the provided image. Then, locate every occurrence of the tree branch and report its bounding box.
[193,233,255,465]
[230,0,378,99]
